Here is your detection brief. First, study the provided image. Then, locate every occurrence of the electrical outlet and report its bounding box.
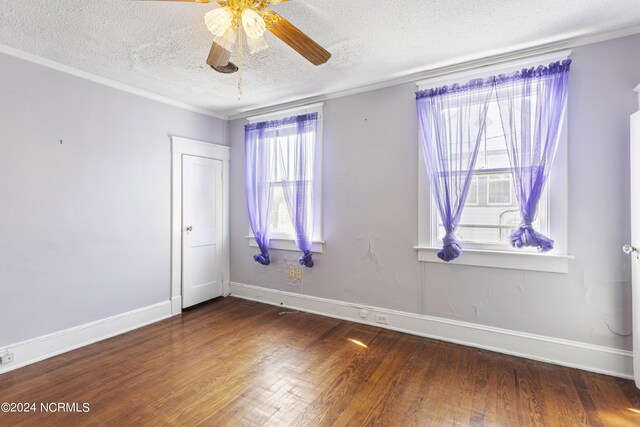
[296,268,303,280]
[289,267,295,278]
[0,352,14,365]
[375,315,389,325]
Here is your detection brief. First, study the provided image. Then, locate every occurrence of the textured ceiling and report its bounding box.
[1,0,640,118]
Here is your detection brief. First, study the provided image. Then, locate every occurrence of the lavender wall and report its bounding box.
[0,52,227,346]
[229,33,640,351]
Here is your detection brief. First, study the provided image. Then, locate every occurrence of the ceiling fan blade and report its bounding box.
[206,41,231,67]
[263,11,331,66]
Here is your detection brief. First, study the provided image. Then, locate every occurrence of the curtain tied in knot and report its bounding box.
[518,219,534,230]
[299,250,314,268]
[438,231,463,262]
[253,252,270,265]
[509,218,554,252]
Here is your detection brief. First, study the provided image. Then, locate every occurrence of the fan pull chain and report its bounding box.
[237,26,243,100]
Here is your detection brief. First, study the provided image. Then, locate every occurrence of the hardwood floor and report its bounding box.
[1,297,639,426]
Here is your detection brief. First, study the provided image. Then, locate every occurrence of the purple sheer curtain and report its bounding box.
[244,123,275,265]
[245,113,318,266]
[416,80,494,261]
[276,113,318,267]
[494,60,571,251]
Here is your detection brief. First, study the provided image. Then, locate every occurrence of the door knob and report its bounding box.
[623,244,639,258]
[185,226,193,232]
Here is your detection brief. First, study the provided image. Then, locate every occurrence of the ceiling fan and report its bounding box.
[143,0,331,74]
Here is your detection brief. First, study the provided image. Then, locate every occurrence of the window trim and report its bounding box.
[415,51,571,272]
[246,102,324,251]
[247,236,326,253]
[413,245,572,273]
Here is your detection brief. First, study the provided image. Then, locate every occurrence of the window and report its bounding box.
[269,186,295,237]
[415,51,571,272]
[433,95,547,249]
[247,103,324,252]
[267,122,315,239]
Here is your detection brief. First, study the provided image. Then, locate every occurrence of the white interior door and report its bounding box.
[630,110,640,388]
[182,155,223,308]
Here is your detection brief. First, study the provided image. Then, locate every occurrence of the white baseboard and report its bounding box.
[229,282,634,379]
[0,301,173,375]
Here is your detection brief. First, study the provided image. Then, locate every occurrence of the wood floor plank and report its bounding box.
[538,364,589,426]
[514,361,549,426]
[330,331,407,426]
[351,335,436,425]
[468,351,498,426]
[495,355,520,427]
[287,327,390,426]
[1,297,639,426]
[449,345,476,425]
[408,342,458,426]
[582,373,640,426]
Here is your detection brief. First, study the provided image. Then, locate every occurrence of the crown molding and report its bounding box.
[227,24,640,120]
[0,43,227,120]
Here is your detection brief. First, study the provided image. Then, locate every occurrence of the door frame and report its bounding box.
[632,110,640,387]
[170,136,230,315]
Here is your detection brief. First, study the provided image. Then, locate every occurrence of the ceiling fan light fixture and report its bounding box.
[246,35,268,55]
[204,7,234,37]
[241,8,266,39]
[211,62,239,74]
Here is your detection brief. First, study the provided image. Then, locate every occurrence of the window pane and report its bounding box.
[466,176,479,205]
[487,174,512,205]
[437,173,541,246]
[269,185,295,236]
[431,83,550,249]
[476,96,510,170]
[436,96,537,246]
[438,107,485,167]
[269,132,315,183]
[457,226,507,244]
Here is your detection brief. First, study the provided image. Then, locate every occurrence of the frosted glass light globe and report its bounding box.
[246,35,268,54]
[214,28,237,52]
[204,7,234,37]
[241,9,266,39]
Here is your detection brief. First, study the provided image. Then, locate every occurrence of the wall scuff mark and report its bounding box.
[447,304,462,319]
[361,238,381,271]
[604,321,632,337]
[471,303,481,318]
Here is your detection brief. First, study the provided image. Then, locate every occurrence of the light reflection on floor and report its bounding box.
[347,338,368,348]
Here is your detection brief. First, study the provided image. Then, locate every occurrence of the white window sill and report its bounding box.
[248,236,325,253]
[414,246,573,273]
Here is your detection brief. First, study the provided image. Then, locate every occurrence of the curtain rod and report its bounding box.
[415,50,572,91]
[247,102,324,122]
